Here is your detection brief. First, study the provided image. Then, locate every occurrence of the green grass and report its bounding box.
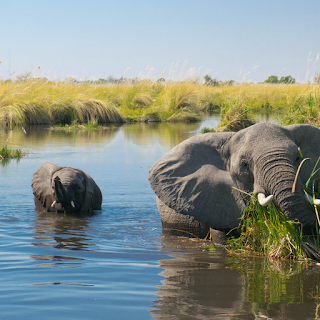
[51,119,117,131]
[1,78,319,128]
[0,145,23,159]
[226,195,320,261]
[201,127,215,133]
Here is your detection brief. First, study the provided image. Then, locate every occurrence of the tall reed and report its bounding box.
[0,78,319,127]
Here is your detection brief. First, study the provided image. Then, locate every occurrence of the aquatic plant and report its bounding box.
[52,120,117,131]
[227,194,320,261]
[0,145,22,159]
[200,127,215,133]
[215,100,255,132]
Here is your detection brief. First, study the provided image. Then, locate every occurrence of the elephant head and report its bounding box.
[148,123,320,237]
[32,162,102,214]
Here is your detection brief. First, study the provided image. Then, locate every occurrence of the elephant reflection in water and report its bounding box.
[151,236,320,319]
[32,201,94,257]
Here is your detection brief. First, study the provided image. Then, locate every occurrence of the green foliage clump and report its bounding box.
[216,100,255,132]
[0,145,22,159]
[201,127,215,134]
[264,75,279,84]
[280,75,295,84]
[204,75,219,87]
[264,75,295,84]
[204,75,235,87]
[227,195,320,261]
[280,93,320,126]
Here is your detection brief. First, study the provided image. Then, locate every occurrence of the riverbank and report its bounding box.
[0,79,319,128]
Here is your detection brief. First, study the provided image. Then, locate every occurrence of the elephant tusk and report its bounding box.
[51,200,56,207]
[304,192,320,206]
[71,201,75,208]
[257,193,274,206]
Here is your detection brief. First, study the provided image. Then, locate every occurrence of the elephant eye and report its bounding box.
[240,160,249,169]
[238,160,249,175]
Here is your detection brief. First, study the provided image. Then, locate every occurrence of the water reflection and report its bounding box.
[1,114,279,153]
[32,199,95,255]
[0,124,121,151]
[152,235,320,320]
[1,115,221,154]
[123,122,200,149]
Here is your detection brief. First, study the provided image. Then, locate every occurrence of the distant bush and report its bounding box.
[264,75,279,84]
[264,75,296,84]
[204,75,234,87]
[280,75,295,84]
[204,75,219,86]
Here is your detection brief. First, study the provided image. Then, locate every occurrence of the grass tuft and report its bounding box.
[227,195,320,261]
[0,145,23,160]
[201,127,215,133]
[216,100,255,132]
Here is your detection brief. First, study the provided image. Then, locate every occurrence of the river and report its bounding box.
[1,116,320,320]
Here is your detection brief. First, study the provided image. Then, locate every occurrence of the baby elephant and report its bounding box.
[32,162,102,214]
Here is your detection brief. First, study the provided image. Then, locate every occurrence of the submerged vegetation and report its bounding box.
[0,76,319,129]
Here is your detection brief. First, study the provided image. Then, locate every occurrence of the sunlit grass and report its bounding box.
[52,120,116,131]
[0,79,319,127]
[226,195,320,261]
[0,145,23,159]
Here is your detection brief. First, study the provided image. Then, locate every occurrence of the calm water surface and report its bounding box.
[1,116,320,320]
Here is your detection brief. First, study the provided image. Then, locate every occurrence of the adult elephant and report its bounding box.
[32,162,102,214]
[148,123,320,239]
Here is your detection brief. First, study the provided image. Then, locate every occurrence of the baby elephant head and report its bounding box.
[51,169,86,213]
[32,162,102,214]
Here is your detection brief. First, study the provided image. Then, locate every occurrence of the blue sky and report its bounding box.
[1,0,319,82]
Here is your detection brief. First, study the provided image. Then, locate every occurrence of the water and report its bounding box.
[1,115,320,320]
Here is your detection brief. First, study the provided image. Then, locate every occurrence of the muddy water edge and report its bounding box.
[1,115,320,320]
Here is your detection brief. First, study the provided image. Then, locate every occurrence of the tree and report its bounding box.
[279,75,295,84]
[264,75,279,84]
[314,74,320,84]
[204,75,219,86]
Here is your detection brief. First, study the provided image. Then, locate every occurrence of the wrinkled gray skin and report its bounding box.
[149,123,320,239]
[32,162,102,214]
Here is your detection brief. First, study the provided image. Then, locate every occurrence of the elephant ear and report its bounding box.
[32,162,63,209]
[149,132,244,230]
[75,170,103,213]
[286,124,320,161]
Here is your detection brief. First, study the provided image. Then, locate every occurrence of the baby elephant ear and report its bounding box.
[76,170,103,214]
[149,132,244,230]
[32,162,63,207]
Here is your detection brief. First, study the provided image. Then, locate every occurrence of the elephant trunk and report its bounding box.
[255,150,317,232]
[54,176,68,203]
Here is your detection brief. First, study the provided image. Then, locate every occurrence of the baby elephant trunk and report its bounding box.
[54,176,68,203]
